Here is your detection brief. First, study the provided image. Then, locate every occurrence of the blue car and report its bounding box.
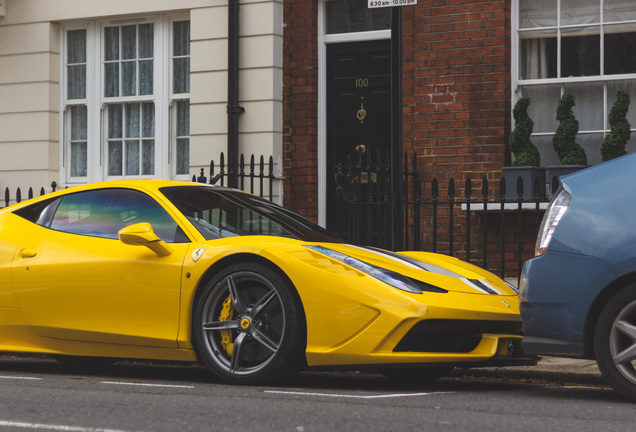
[520,153,636,402]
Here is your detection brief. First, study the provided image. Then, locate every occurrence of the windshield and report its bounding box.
[160,186,341,242]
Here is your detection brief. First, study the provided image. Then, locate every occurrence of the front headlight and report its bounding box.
[305,245,446,294]
[535,188,572,256]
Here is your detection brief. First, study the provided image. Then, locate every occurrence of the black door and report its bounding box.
[326,40,391,235]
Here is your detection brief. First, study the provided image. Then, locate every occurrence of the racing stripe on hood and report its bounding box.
[355,245,503,295]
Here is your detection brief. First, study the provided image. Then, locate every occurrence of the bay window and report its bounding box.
[513,0,636,166]
[62,16,190,184]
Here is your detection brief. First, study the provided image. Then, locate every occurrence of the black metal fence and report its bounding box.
[2,182,58,209]
[334,152,550,279]
[193,152,277,201]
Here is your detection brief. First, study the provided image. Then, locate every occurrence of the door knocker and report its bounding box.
[357,97,367,124]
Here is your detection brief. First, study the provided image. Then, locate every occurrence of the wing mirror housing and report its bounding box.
[118,223,173,257]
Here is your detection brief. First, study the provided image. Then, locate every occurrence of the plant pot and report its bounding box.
[546,165,587,198]
[501,166,547,201]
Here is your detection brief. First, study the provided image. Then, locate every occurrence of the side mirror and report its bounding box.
[118,223,173,257]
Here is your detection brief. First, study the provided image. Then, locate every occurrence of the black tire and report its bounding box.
[594,285,636,402]
[382,366,453,386]
[193,262,306,385]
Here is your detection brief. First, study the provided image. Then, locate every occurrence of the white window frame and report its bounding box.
[511,0,636,152]
[60,14,190,186]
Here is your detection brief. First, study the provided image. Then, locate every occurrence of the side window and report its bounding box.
[49,189,184,242]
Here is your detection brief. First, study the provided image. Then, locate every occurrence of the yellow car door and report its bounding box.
[11,187,191,348]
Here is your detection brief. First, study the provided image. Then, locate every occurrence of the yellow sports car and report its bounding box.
[0,180,534,384]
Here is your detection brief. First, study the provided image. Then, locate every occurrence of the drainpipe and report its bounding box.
[227,0,244,189]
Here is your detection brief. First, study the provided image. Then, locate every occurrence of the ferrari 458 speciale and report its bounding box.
[0,180,534,384]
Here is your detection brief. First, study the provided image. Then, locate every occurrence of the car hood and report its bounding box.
[298,242,518,296]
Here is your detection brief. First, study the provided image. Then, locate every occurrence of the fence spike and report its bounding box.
[516,176,524,199]
[499,177,506,200]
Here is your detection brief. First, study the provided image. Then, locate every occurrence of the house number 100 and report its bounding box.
[355,78,369,88]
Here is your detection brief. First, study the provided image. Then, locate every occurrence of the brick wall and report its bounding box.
[283,0,512,221]
[283,0,319,219]
[402,0,511,192]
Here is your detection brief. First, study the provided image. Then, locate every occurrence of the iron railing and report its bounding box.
[193,152,277,202]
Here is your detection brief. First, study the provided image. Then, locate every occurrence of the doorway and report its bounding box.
[325,39,391,234]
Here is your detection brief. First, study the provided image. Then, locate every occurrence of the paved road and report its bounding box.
[0,357,633,432]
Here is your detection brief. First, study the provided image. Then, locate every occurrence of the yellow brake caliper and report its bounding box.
[219,295,234,357]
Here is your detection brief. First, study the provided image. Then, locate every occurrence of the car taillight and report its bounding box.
[535,188,571,256]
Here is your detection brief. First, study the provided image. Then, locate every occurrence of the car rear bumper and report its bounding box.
[519,250,616,357]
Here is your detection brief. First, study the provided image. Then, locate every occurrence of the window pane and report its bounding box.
[561,0,600,26]
[176,101,190,176]
[67,29,87,100]
[521,84,562,133]
[173,58,190,94]
[142,102,155,137]
[104,27,119,61]
[68,65,86,99]
[71,106,87,140]
[125,103,140,138]
[604,0,636,22]
[68,29,87,63]
[520,0,557,29]
[126,140,140,175]
[108,105,123,139]
[561,32,600,77]
[70,142,87,177]
[139,24,154,58]
[605,31,636,75]
[176,101,189,136]
[105,62,119,97]
[176,138,189,175]
[607,80,636,129]
[108,141,123,176]
[520,35,557,79]
[122,61,136,96]
[142,140,155,175]
[173,21,190,56]
[325,0,390,34]
[70,106,88,178]
[139,60,154,95]
[122,25,136,60]
[563,82,604,131]
[577,132,603,166]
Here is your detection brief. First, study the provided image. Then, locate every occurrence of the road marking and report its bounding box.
[0,420,131,432]
[100,381,194,389]
[265,390,454,399]
[0,375,42,380]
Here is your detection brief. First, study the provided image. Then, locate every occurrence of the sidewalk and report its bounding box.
[453,356,605,385]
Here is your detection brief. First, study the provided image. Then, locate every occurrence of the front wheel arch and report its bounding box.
[191,256,307,384]
[192,254,307,334]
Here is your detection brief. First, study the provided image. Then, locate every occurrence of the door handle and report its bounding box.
[20,248,37,258]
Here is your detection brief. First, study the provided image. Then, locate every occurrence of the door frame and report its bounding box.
[317,1,390,227]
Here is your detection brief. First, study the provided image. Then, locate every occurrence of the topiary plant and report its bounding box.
[509,97,540,166]
[601,90,631,161]
[553,93,587,165]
